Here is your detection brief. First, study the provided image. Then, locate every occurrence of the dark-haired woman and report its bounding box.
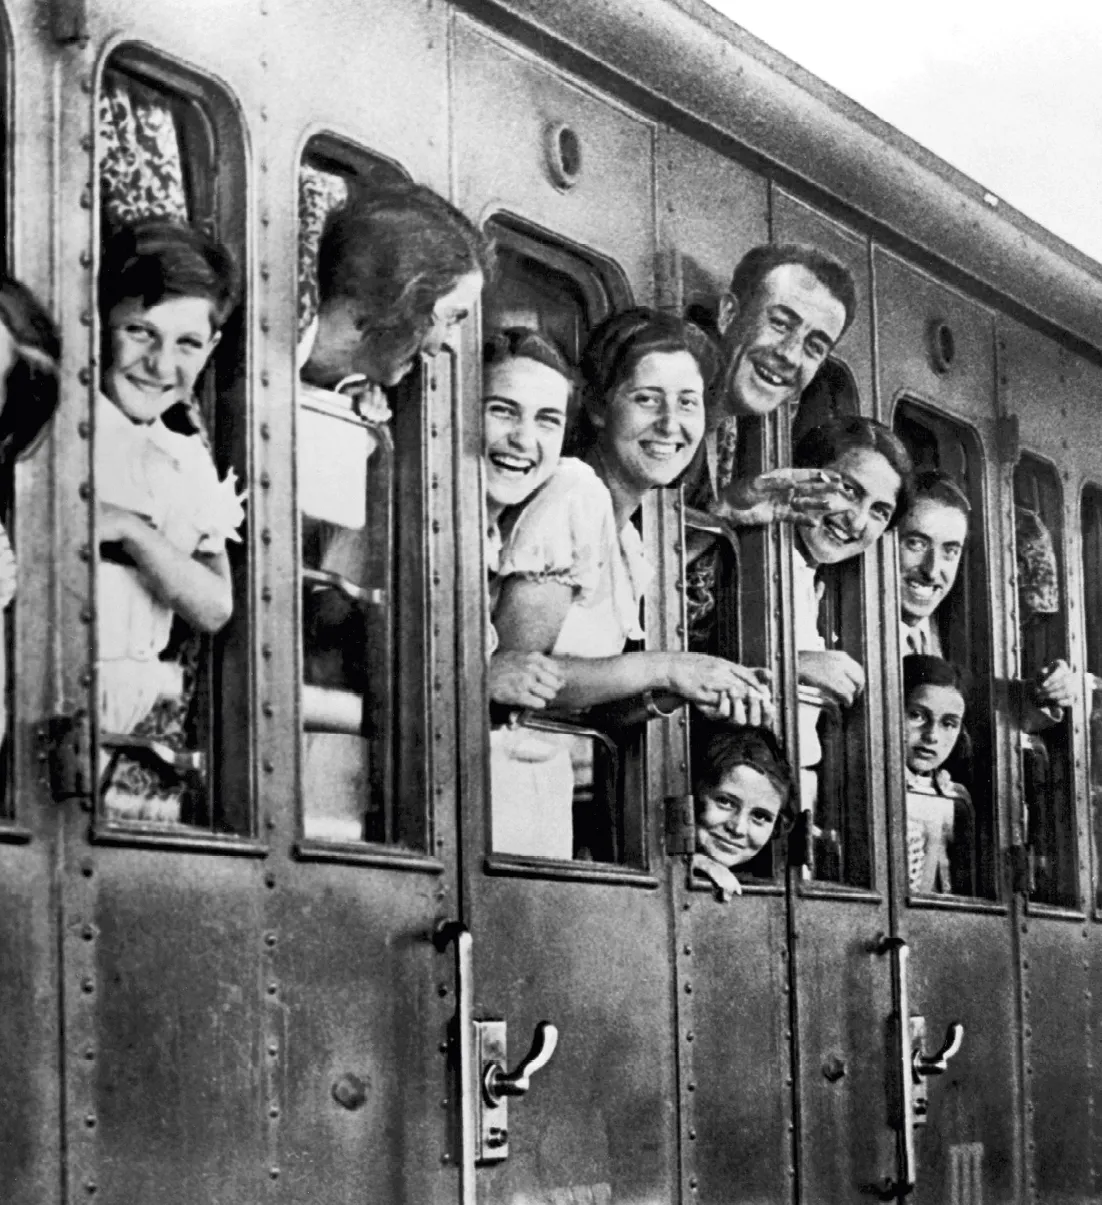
[490,308,772,858]
[0,277,60,748]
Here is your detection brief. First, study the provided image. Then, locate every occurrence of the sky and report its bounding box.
[700,1,1102,264]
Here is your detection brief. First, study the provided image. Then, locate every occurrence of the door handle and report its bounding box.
[483,1020,559,1104]
[913,1022,964,1078]
[474,1018,559,1163]
[434,920,476,1205]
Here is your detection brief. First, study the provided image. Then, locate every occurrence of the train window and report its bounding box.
[791,361,872,887]
[296,138,421,847]
[894,402,994,898]
[1014,456,1076,907]
[1081,485,1102,914]
[95,53,248,835]
[481,217,648,867]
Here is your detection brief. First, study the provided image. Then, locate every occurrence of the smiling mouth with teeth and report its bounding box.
[752,362,792,388]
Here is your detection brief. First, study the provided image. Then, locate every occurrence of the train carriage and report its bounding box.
[1,0,1101,1202]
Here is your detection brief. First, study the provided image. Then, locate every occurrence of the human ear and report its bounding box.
[716,291,740,337]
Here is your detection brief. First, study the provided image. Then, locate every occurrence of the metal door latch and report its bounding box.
[473,1019,559,1164]
[909,1015,964,1124]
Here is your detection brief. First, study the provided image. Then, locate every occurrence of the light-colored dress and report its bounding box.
[96,391,244,734]
[490,458,651,859]
[905,767,970,893]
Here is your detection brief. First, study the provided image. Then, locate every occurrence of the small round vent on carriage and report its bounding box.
[545,122,582,190]
[928,319,956,374]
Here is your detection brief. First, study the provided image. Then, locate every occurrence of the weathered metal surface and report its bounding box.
[458,0,1102,362]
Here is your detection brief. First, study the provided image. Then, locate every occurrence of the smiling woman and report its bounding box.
[489,308,773,861]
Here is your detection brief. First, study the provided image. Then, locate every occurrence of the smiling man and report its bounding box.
[684,244,858,649]
[898,469,1077,722]
[686,243,857,527]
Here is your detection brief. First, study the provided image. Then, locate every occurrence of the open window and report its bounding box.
[1080,485,1102,914]
[482,216,651,869]
[1014,455,1076,907]
[294,136,419,848]
[94,50,248,835]
[788,361,871,887]
[894,403,993,899]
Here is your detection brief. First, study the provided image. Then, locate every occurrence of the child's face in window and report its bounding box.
[905,683,965,774]
[696,764,784,869]
[106,297,219,424]
[798,446,901,566]
[482,356,570,519]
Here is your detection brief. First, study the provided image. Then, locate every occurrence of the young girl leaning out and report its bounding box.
[691,721,797,901]
[96,220,243,749]
[902,653,974,894]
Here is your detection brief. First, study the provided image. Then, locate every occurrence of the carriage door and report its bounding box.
[1000,320,1094,1204]
[879,247,1023,1203]
[768,192,900,1202]
[657,133,801,1205]
[453,18,680,1203]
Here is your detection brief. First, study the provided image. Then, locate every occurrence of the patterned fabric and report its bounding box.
[298,164,350,338]
[1016,505,1060,617]
[905,767,963,893]
[99,72,188,229]
[712,414,740,495]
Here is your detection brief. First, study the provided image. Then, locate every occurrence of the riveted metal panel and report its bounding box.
[0,4,65,1203]
[772,195,899,1203]
[452,14,656,305]
[678,885,793,1204]
[903,910,1020,1204]
[655,125,768,314]
[453,18,676,1204]
[457,0,1102,360]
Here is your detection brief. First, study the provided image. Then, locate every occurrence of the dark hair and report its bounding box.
[792,414,914,529]
[0,277,59,468]
[572,307,717,454]
[902,654,972,765]
[910,468,971,520]
[903,653,971,701]
[483,326,574,386]
[729,243,858,337]
[692,722,798,834]
[99,219,239,329]
[318,182,491,361]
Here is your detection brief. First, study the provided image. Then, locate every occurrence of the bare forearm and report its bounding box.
[119,523,232,633]
[549,652,677,710]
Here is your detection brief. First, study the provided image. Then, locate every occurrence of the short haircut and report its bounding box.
[903,653,971,702]
[0,277,59,467]
[99,219,239,330]
[792,413,914,529]
[483,326,574,386]
[692,721,798,834]
[317,182,492,336]
[572,307,717,456]
[729,243,858,337]
[910,468,971,520]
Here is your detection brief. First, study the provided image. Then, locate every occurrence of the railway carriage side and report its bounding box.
[0,1,1100,1203]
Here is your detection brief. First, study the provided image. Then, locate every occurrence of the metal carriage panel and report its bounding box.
[270,864,456,1205]
[1022,919,1093,1204]
[680,888,792,1205]
[453,13,656,304]
[903,907,1021,1205]
[467,874,679,1204]
[76,851,265,1203]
